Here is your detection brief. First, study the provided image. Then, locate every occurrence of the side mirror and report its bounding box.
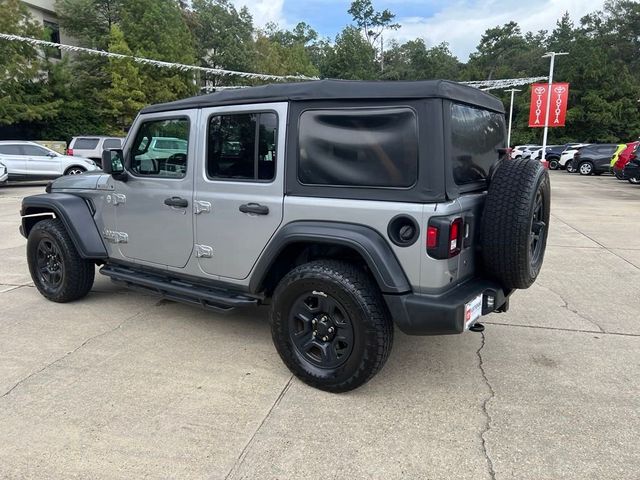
[102,149,127,181]
[47,151,57,157]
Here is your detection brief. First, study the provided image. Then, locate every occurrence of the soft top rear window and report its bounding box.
[298,107,418,188]
[450,104,505,186]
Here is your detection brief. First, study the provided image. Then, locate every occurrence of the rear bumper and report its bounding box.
[384,278,512,335]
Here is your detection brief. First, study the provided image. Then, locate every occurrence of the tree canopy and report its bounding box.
[0,0,639,143]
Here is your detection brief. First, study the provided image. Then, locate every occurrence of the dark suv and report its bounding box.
[573,144,618,175]
[19,80,550,392]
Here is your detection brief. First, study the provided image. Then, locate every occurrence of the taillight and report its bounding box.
[427,217,464,259]
[427,226,438,249]
[67,148,74,156]
[449,218,462,257]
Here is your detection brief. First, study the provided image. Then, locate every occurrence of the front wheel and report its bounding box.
[271,260,393,393]
[629,176,640,184]
[579,162,593,175]
[27,218,95,302]
[548,159,559,170]
[566,160,575,173]
[65,166,86,175]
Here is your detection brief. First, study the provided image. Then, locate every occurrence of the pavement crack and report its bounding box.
[536,282,605,333]
[477,332,497,480]
[222,375,294,480]
[0,311,143,399]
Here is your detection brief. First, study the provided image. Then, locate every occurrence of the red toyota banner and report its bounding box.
[528,83,570,127]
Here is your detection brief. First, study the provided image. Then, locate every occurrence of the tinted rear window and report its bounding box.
[298,107,418,188]
[450,104,505,185]
[0,145,22,155]
[73,138,99,149]
[103,139,121,150]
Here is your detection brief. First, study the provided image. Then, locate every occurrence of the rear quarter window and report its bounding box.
[298,107,418,188]
[73,138,100,149]
[450,104,505,186]
[103,139,122,150]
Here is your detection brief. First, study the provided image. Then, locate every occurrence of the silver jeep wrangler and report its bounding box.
[20,80,550,392]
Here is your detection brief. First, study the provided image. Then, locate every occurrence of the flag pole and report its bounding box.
[505,88,521,149]
[541,52,568,167]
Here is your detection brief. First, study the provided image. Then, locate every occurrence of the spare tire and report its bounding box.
[480,159,550,289]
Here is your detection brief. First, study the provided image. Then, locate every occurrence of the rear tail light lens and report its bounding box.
[449,218,462,257]
[67,148,73,156]
[427,226,439,249]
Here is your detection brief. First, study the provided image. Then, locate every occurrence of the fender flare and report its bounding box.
[249,221,411,294]
[21,193,108,259]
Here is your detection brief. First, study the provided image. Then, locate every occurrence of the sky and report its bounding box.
[229,0,607,61]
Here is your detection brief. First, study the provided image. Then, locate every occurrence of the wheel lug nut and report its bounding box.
[322,336,328,341]
[328,327,334,333]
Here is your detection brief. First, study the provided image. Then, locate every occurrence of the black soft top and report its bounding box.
[141,79,504,114]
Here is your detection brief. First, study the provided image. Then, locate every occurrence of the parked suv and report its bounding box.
[0,141,99,180]
[573,144,618,175]
[19,80,550,392]
[68,136,124,166]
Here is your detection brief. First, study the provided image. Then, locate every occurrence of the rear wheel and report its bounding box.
[27,219,95,302]
[629,176,640,184]
[548,158,559,170]
[271,260,393,393]
[566,160,575,173]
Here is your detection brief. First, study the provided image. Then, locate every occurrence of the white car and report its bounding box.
[0,162,8,184]
[511,145,538,159]
[559,144,590,170]
[0,141,99,181]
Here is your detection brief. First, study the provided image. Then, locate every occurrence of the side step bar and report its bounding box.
[100,264,259,314]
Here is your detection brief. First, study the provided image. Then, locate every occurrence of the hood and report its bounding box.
[50,171,106,190]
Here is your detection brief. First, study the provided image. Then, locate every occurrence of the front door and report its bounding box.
[114,112,196,268]
[22,144,62,178]
[194,103,287,280]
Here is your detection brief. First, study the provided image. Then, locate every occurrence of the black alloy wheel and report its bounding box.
[35,238,64,293]
[530,189,546,268]
[288,293,354,369]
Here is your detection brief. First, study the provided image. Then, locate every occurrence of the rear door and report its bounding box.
[0,144,27,178]
[194,102,286,280]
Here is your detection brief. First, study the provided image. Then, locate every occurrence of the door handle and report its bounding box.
[239,203,269,215]
[164,196,189,208]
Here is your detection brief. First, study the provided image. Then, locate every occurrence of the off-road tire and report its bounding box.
[480,158,550,289]
[271,260,393,393]
[27,218,95,302]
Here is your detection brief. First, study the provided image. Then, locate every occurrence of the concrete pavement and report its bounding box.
[0,173,639,479]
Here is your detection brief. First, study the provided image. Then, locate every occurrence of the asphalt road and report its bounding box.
[1,172,639,479]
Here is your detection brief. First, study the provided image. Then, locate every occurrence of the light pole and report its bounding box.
[540,52,568,165]
[505,88,521,149]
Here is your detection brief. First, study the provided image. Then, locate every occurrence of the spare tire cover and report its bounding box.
[480,158,550,289]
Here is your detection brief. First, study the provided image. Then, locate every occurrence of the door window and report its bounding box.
[129,118,189,178]
[207,112,277,181]
[0,145,23,155]
[21,145,51,156]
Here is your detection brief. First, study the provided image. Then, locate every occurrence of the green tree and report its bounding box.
[348,0,399,51]
[120,0,197,103]
[55,0,125,48]
[190,0,255,78]
[382,39,461,80]
[0,0,60,126]
[100,26,146,133]
[322,26,378,80]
